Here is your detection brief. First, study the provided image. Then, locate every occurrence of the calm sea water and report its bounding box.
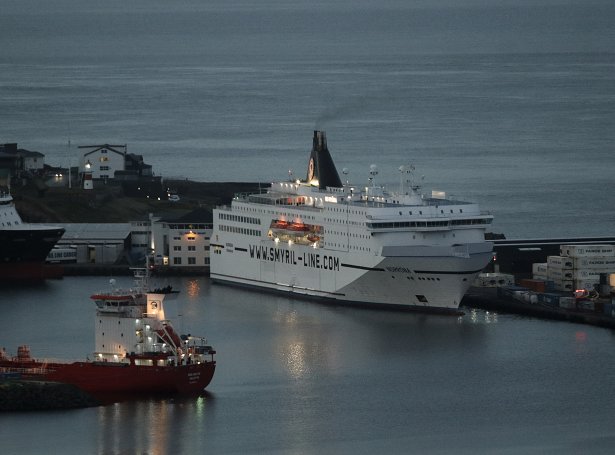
[2,1,615,453]
[2,276,615,454]
[1,2,615,239]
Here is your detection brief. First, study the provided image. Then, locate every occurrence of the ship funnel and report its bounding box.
[306,131,342,189]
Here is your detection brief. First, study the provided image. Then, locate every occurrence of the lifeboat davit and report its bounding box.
[156,323,183,350]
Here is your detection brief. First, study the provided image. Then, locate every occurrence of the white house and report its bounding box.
[20,150,45,172]
[79,144,127,180]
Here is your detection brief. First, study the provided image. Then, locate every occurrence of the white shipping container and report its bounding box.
[572,257,615,270]
[573,269,604,280]
[547,268,574,280]
[560,244,615,258]
[533,273,548,281]
[547,256,574,270]
[553,280,574,292]
[574,279,598,290]
[532,263,548,274]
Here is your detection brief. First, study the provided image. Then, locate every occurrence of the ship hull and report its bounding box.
[0,226,65,280]
[211,241,493,312]
[0,359,216,400]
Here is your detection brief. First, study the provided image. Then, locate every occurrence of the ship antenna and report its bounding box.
[399,165,413,194]
[342,168,349,187]
[67,122,72,189]
[369,164,378,188]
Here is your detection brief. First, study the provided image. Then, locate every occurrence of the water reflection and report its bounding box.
[96,394,214,454]
[284,342,308,379]
[186,279,201,299]
[467,308,498,324]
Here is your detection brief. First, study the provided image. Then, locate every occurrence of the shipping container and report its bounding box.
[519,279,547,293]
[532,263,548,274]
[547,256,574,269]
[560,244,615,258]
[573,279,598,291]
[553,280,574,292]
[572,257,615,271]
[609,274,615,287]
[574,269,606,279]
[547,268,574,280]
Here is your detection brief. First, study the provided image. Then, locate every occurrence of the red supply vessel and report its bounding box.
[0,269,215,401]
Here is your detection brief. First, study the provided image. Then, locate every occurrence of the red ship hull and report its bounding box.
[0,262,64,280]
[0,359,216,400]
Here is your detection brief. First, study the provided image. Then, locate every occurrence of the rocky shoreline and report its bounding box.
[0,380,98,412]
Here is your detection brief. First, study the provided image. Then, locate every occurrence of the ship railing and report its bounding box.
[234,188,268,200]
[33,357,90,364]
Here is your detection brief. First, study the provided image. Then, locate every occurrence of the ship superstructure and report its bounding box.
[210,131,494,312]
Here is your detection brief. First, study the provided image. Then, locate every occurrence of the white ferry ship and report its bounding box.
[211,131,494,312]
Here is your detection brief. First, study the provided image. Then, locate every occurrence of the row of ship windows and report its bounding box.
[220,225,262,236]
[326,230,370,240]
[253,208,316,222]
[324,217,366,226]
[325,242,372,252]
[1,221,19,227]
[172,257,210,265]
[172,235,210,241]
[367,219,491,229]
[326,207,366,216]
[168,224,211,230]
[219,213,260,225]
[173,245,210,251]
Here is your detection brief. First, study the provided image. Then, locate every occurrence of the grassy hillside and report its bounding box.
[12,179,262,223]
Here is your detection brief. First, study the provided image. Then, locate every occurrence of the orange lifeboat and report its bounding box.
[272,220,289,229]
[288,223,310,232]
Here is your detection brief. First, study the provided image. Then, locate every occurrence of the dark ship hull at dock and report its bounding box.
[0,227,66,280]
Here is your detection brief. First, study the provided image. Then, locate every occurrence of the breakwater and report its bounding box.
[0,380,98,412]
